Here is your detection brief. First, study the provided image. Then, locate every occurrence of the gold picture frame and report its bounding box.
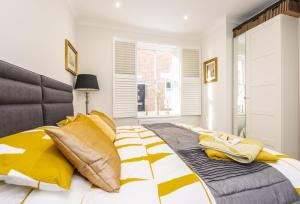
[65,39,78,76]
[203,57,218,84]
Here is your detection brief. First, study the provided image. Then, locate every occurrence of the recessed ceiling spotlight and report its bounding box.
[184,15,189,20]
[115,2,121,8]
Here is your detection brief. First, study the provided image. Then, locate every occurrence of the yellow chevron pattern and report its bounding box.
[115,126,214,204]
[6,125,300,204]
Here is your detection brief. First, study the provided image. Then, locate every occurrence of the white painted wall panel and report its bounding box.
[0,0,76,85]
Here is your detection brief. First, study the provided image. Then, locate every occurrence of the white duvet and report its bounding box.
[0,125,299,204]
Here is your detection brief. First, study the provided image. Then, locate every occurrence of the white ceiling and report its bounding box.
[68,0,277,35]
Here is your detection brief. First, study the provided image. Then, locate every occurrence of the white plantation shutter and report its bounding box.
[182,49,200,77]
[181,48,202,115]
[113,39,137,118]
[114,41,136,74]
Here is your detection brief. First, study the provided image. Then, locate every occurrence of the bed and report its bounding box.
[0,60,299,204]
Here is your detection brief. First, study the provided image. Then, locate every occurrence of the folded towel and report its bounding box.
[205,149,280,163]
[199,133,263,163]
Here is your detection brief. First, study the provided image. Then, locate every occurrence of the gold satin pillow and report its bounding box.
[45,115,121,192]
[87,115,116,142]
[56,116,75,127]
[90,110,116,132]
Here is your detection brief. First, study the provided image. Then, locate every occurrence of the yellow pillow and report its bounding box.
[90,110,116,132]
[57,114,116,141]
[56,116,75,127]
[0,127,74,191]
[87,115,116,142]
[45,115,121,192]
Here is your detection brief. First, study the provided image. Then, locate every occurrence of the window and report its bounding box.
[137,43,180,117]
[113,39,200,119]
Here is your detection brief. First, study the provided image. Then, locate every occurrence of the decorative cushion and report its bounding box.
[0,127,74,191]
[87,115,116,142]
[57,115,115,141]
[90,110,116,132]
[45,114,121,192]
[56,116,75,127]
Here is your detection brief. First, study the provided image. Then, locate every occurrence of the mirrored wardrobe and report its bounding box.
[232,15,299,159]
[233,34,246,137]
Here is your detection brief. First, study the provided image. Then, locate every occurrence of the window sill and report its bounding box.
[137,115,181,119]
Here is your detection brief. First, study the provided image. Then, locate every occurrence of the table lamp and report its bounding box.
[74,74,99,114]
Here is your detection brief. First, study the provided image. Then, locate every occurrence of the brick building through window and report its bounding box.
[137,43,180,117]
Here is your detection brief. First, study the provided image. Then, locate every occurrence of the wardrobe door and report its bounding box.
[245,17,282,150]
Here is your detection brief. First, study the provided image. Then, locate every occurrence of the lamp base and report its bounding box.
[85,92,89,114]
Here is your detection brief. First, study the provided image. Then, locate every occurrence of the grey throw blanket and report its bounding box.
[143,123,300,204]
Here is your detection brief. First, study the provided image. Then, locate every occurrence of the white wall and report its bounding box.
[75,24,202,126]
[0,0,229,129]
[0,0,76,85]
[298,18,300,158]
[0,1,297,140]
[200,17,236,133]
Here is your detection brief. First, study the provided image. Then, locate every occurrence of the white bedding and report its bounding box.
[0,125,299,204]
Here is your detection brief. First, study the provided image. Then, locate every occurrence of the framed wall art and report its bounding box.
[204,57,218,83]
[65,39,78,76]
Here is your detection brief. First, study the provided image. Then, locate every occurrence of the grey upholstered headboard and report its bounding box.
[0,60,74,137]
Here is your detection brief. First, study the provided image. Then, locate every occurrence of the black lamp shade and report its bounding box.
[75,74,99,91]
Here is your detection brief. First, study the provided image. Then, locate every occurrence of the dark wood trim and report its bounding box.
[233,0,300,37]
